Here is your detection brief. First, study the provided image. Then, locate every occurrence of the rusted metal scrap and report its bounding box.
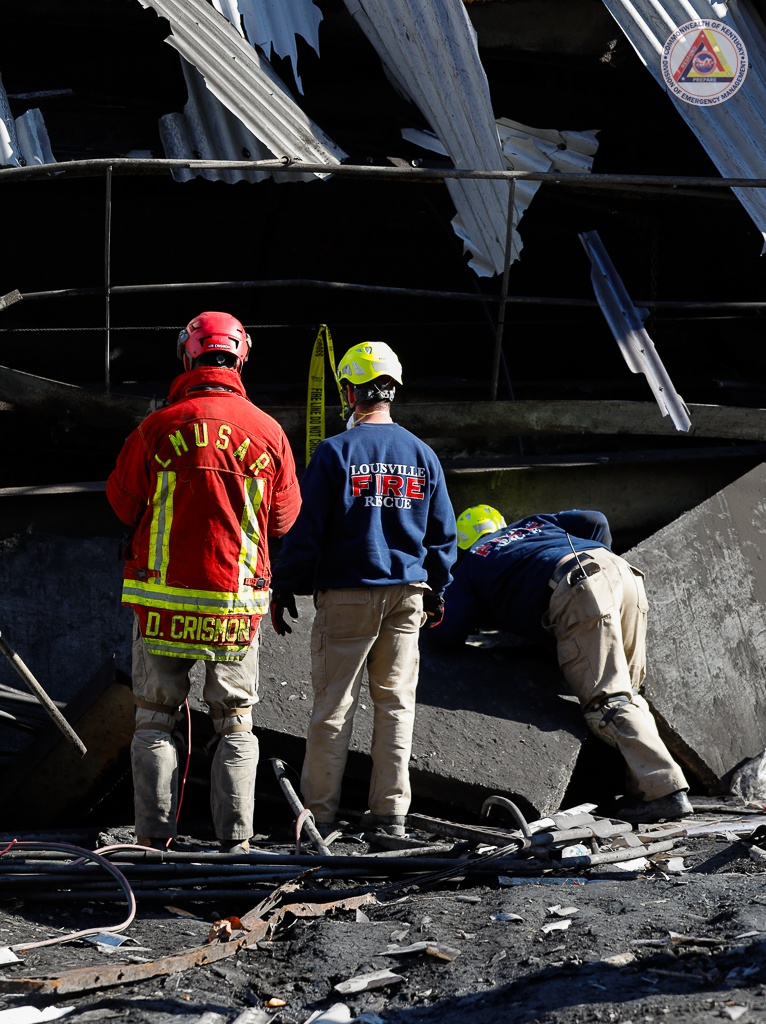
[0,891,376,997]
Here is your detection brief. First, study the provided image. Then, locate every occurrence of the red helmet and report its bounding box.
[177,311,251,372]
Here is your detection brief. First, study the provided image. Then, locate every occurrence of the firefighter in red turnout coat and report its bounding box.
[107,312,301,852]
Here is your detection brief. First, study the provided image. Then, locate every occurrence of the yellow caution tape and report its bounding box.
[305,324,346,463]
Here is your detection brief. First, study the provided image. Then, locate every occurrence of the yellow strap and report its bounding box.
[305,324,346,464]
[306,325,327,465]
[325,325,346,418]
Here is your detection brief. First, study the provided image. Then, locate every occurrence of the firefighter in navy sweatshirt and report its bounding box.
[271,342,457,838]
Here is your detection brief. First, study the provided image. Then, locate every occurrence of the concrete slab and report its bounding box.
[0,532,586,822]
[623,462,766,791]
[0,532,132,761]
[256,597,586,820]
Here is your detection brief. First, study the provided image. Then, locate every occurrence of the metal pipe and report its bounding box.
[104,165,112,392]
[14,279,766,311]
[1,156,765,190]
[491,178,516,402]
[270,758,333,856]
[0,631,87,755]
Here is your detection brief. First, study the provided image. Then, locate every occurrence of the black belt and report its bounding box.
[548,553,596,590]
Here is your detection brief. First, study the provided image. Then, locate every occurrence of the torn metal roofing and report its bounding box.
[342,0,514,277]
[160,59,317,183]
[233,0,323,96]
[0,75,55,168]
[137,0,346,176]
[404,119,599,258]
[600,0,766,252]
[580,230,691,432]
[496,118,599,228]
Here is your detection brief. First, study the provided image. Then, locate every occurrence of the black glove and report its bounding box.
[270,592,298,635]
[422,590,445,628]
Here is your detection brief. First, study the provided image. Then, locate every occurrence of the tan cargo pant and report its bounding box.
[300,584,425,823]
[130,615,260,841]
[543,550,688,802]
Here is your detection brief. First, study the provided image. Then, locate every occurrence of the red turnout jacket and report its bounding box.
[106,366,301,660]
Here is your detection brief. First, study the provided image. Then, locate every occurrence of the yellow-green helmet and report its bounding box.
[336,342,403,388]
[456,505,507,550]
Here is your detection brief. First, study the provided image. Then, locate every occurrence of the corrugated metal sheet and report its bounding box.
[343,0,514,277]
[600,0,766,251]
[159,58,317,183]
[403,119,599,253]
[138,0,346,177]
[234,0,323,95]
[580,230,691,432]
[0,74,55,168]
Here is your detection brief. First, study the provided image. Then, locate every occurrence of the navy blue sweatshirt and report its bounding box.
[271,422,457,594]
[430,510,612,647]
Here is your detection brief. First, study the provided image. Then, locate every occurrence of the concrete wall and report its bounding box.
[624,462,766,790]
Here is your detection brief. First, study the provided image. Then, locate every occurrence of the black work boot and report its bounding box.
[136,836,172,850]
[219,839,250,854]
[618,789,693,825]
[360,812,407,837]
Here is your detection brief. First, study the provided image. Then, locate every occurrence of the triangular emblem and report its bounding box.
[675,29,735,83]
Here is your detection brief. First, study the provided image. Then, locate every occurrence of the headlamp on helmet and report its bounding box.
[177,311,252,372]
[456,505,507,551]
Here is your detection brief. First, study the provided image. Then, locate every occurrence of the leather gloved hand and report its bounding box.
[270,592,298,635]
[422,590,445,628]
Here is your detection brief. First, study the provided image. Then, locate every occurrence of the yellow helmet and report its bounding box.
[336,342,403,388]
[456,505,507,550]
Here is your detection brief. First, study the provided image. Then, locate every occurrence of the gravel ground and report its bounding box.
[1,806,766,1024]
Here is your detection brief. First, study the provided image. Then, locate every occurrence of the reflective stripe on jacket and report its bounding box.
[106,366,301,659]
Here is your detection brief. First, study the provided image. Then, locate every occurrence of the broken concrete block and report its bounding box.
[257,600,586,820]
[730,749,766,805]
[623,462,766,792]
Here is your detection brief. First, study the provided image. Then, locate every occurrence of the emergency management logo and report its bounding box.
[661,20,747,106]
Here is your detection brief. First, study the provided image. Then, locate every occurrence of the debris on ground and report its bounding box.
[2,793,766,1024]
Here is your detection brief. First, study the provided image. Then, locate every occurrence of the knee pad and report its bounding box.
[211,705,254,737]
[134,705,182,735]
[583,694,632,743]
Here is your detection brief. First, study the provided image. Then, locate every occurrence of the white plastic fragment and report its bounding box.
[601,951,636,966]
[333,969,404,994]
[379,941,460,962]
[0,947,20,964]
[722,1007,748,1021]
[654,856,688,874]
[84,932,134,950]
[490,911,523,922]
[231,1009,277,1024]
[0,1008,75,1024]
[560,844,590,859]
[607,857,650,872]
[303,1004,352,1023]
[547,905,579,917]
[541,919,572,934]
